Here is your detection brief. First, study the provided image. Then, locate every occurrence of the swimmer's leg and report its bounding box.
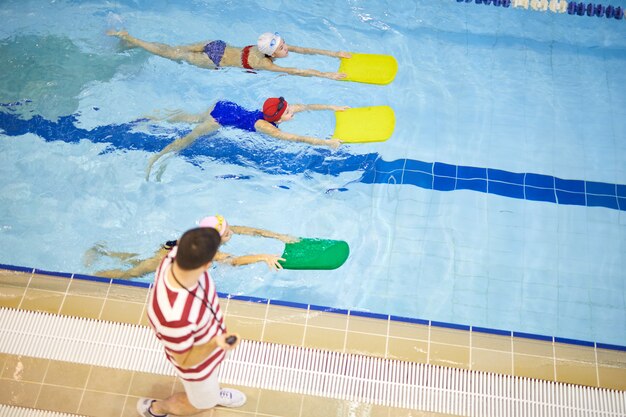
[83,243,140,267]
[164,106,215,123]
[107,30,199,62]
[146,118,220,180]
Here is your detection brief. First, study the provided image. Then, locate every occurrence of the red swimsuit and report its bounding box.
[241,45,254,70]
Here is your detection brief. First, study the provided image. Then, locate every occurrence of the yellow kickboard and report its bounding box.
[338,53,398,85]
[332,106,395,143]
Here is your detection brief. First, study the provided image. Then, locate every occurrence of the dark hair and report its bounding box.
[175,227,221,270]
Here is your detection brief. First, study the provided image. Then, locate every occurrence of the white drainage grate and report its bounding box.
[0,405,83,417]
[0,308,624,416]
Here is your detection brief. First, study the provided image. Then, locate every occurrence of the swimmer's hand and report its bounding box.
[278,234,300,244]
[106,29,128,39]
[260,255,286,271]
[337,51,352,59]
[325,72,348,80]
[332,105,350,112]
[145,155,158,180]
[327,139,341,150]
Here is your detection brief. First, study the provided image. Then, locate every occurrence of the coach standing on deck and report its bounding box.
[137,227,246,417]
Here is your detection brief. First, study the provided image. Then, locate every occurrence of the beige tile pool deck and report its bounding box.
[0,267,624,416]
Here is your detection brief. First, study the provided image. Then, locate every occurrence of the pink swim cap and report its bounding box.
[199,215,229,237]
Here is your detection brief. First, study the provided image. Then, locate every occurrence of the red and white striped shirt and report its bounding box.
[147,247,226,381]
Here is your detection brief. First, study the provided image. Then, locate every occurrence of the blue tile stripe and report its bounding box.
[1,110,623,212]
[364,158,626,212]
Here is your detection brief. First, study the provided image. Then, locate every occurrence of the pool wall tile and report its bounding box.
[472,333,512,352]
[587,194,619,209]
[596,342,626,352]
[389,315,430,326]
[0,264,34,273]
[434,175,457,191]
[71,273,111,284]
[29,274,71,293]
[514,354,555,380]
[59,294,105,319]
[3,267,626,392]
[525,186,557,203]
[489,181,525,198]
[525,173,554,188]
[308,304,349,315]
[347,318,387,341]
[433,162,456,177]
[556,178,585,193]
[456,178,487,192]
[429,343,470,369]
[458,165,487,179]
[20,288,64,314]
[226,299,268,318]
[349,310,389,321]
[513,331,553,342]
[263,321,305,346]
[401,170,433,188]
[268,299,309,310]
[404,159,432,173]
[472,349,513,374]
[555,359,598,386]
[556,190,587,205]
[100,299,145,325]
[0,286,25,309]
[387,337,429,362]
[586,181,615,195]
[303,326,346,352]
[488,169,524,185]
[345,332,387,357]
[32,269,73,278]
[378,158,406,172]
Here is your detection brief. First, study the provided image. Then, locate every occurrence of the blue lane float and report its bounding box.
[1,108,624,212]
[457,0,623,19]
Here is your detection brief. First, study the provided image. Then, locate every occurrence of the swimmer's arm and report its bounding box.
[260,61,346,80]
[255,120,341,149]
[291,104,350,113]
[230,225,298,243]
[289,45,352,59]
[219,253,286,271]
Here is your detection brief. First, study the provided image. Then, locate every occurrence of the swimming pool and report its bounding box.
[0,0,625,346]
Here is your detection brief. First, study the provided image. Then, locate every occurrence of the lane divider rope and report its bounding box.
[456,0,625,20]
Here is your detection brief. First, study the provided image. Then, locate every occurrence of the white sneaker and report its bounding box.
[136,398,168,417]
[217,388,246,408]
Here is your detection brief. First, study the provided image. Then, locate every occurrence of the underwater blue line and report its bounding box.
[1,109,624,212]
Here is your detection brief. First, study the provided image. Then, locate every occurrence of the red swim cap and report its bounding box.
[263,97,288,122]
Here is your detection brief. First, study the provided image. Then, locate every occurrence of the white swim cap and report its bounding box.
[257,32,283,55]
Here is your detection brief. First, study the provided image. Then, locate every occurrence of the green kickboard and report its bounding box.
[279,238,349,270]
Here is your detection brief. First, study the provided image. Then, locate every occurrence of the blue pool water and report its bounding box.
[0,0,625,345]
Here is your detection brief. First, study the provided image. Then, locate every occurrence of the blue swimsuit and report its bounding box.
[210,101,272,132]
[203,40,226,67]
